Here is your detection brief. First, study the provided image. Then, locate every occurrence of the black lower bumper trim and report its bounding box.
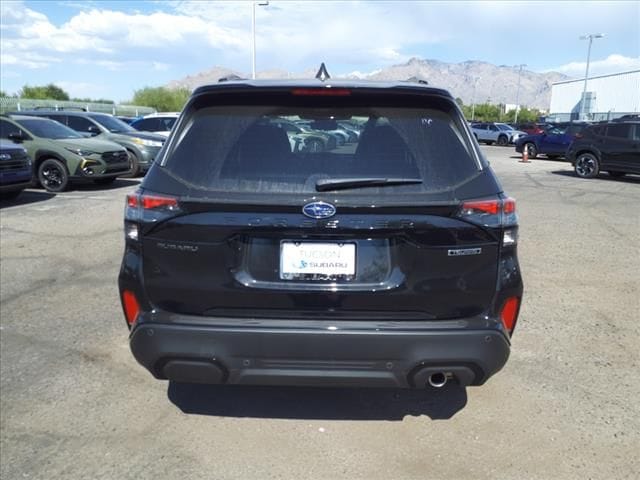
[130,321,510,388]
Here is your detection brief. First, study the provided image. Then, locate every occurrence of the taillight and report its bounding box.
[459,197,517,226]
[458,197,518,245]
[125,191,181,241]
[126,192,178,210]
[500,296,520,334]
[121,289,140,326]
[291,88,352,96]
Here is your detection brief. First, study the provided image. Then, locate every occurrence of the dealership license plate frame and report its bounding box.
[279,241,357,281]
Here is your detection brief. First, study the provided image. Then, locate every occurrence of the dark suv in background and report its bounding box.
[119,79,523,390]
[567,121,640,178]
[0,142,32,200]
[17,110,165,176]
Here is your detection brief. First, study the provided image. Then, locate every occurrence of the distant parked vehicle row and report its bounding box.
[14,110,165,176]
[0,114,130,192]
[511,119,639,179]
[127,111,364,154]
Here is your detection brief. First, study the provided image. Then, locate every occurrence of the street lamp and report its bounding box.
[579,33,604,120]
[471,76,480,121]
[251,1,269,80]
[514,64,527,125]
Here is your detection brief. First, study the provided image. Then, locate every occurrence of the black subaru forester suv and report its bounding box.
[119,78,523,389]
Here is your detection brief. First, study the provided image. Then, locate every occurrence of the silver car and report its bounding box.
[472,122,527,146]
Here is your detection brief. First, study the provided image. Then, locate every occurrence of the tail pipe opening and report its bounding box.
[428,372,448,388]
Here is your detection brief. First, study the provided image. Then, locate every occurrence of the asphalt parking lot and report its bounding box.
[1,146,639,480]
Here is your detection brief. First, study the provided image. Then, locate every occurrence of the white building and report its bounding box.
[548,70,640,121]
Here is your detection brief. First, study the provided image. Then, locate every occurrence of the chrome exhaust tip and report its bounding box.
[428,372,448,388]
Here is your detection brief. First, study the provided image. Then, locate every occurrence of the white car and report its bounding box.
[471,122,527,146]
[130,112,180,138]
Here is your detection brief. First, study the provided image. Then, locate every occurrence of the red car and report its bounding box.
[515,122,545,135]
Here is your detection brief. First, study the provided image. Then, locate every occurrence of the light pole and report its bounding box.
[251,1,269,80]
[514,64,526,124]
[471,76,480,121]
[579,33,604,120]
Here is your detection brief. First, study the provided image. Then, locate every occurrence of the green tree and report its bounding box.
[471,103,501,122]
[504,107,542,123]
[0,90,7,98]
[131,86,191,112]
[20,83,70,101]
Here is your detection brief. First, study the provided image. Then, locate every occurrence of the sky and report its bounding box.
[1,0,639,101]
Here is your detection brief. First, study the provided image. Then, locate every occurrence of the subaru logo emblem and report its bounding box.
[302,201,336,219]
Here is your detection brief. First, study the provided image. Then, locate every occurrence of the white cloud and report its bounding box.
[171,1,447,68]
[54,80,106,98]
[1,0,638,100]
[547,54,640,77]
[0,1,247,71]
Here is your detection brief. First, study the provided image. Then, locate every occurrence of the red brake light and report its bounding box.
[291,88,351,96]
[126,194,138,208]
[126,193,178,210]
[500,296,520,334]
[461,199,500,215]
[140,194,178,210]
[503,197,516,214]
[122,290,140,326]
[459,197,517,231]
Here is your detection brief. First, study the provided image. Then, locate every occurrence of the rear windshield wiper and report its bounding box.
[315,177,423,192]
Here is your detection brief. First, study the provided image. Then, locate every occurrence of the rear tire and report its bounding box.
[497,135,508,146]
[38,158,69,192]
[524,142,537,159]
[126,150,140,177]
[306,139,323,153]
[574,153,600,178]
[608,171,625,178]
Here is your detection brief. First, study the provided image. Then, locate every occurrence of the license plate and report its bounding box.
[280,242,356,280]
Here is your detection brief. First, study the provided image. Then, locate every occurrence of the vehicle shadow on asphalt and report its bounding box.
[551,170,640,184]
[0,190,55,208]
[71,178,141,191]
[167,382,467,421]
[508,155,565,161]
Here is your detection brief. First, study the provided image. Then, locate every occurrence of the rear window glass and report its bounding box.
[163,98,479,197]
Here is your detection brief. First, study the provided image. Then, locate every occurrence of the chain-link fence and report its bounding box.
[0,97,156,116]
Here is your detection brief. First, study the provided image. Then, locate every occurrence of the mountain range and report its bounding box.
[167,58,572,110]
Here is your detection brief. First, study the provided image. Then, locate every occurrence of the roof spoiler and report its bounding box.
[218,75,246,83]
[404,76,429,85]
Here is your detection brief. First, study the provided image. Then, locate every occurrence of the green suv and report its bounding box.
[19,110,165,176]
[0,115,130,192]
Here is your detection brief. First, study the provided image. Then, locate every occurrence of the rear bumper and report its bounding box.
[129,318,511,388]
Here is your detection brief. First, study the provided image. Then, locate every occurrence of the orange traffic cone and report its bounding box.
[519,147,530,163]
